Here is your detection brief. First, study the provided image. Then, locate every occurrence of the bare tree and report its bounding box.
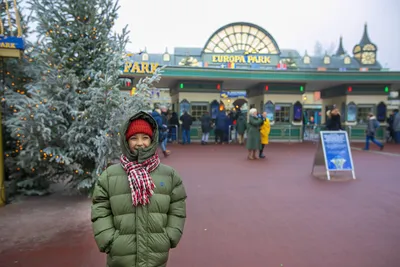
[313,41,324,57]
[326,42,336,56]
[314,41,337,56]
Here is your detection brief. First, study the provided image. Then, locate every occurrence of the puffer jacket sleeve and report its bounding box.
[91,169,115,253]
[166,169,187,248]
[249,116,263,127]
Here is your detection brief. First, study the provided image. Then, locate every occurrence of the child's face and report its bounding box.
[128,133,151,152]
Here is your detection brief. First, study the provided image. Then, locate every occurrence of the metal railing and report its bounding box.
[167,125,179,143]
[228,125,234,143]
[303,124,322,143]
[347,125,352,141]
[283,125,292,142]
[302,124,388,143]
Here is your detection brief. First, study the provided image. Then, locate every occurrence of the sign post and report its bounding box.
[0,0,25,207]
[311,131,356,180]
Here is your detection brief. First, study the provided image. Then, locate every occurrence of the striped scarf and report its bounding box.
[120,153,160,206]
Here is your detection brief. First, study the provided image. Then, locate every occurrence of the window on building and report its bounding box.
[142,53,149,61]
[293,101,303,122]
[346,102,357,122]
[303,56,310,64]
[376,102,387,122]
[344,56,351,64]
[163,53,170,62]
[179,99,190,117]
[357,105,374,124]
[323,56,330,64]
[191,102,209,121]
[274,104,291,123]
[210,100,219,119]
[264,101,275,121]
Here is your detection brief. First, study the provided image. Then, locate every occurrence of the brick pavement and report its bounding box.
[350,142,400,155]
[0,143,399,267]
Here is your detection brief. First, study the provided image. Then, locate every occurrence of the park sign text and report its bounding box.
[123,61,160,74]
[0,36,24,50]
[211,54,271,64]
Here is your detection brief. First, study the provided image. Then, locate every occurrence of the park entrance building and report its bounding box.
[120,22,400,142]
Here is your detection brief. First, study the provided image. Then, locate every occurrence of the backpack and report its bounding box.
[373,120,380,129]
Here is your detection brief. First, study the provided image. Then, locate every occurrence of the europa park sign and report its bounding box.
[123,61,160,74]
[211,54,271,64]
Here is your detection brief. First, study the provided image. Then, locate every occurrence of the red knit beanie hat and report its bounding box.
[125,119,153,140]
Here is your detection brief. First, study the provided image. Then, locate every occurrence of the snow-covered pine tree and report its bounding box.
[6,0,163,194]
[4,59,83,195]
[0,1,48,196]
[6,0,131,193]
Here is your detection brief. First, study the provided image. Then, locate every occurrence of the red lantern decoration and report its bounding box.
[216,84,221,90]
[265,85,269,91]
[348,86,352,92]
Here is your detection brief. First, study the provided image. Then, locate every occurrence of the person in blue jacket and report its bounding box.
[215,111,228,144]
[151,108,170,157]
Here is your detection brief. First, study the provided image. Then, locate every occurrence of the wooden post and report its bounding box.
[0,108,5,207]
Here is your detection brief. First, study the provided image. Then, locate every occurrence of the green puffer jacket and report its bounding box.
[91,111,187,267]
[246,115,263,150]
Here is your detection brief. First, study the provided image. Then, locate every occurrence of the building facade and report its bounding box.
[120,22,400,142]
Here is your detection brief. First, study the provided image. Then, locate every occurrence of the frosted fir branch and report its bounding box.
[135,65,166,90]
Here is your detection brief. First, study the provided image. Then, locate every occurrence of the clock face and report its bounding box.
[363,44,376,51]
[361,52,376,65]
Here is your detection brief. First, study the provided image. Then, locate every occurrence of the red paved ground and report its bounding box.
[0,143,399,267]
[350,142,400,154]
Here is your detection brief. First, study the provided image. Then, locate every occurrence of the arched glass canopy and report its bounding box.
[203,22,280,54]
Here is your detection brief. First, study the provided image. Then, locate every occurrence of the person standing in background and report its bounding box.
[200,111,212,145]
[180,111,193,145]
[246,108,263,160]
[326,105,342,131]
[168,112,179,143]
[151,108,170,157]
[236,112,247,145]
[160,106,170,155]
[386,110,394,143]
[215,111,228,144]
[364,112,384,151]
[259,111,271,158]
[393,109,400,144]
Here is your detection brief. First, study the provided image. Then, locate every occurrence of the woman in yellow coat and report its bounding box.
[259,111,271,158]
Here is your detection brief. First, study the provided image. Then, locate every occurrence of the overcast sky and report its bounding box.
[24,0,400,70]
[114,0,400,70]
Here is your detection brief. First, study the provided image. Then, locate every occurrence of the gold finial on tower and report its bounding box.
[3,0,13,36]
[13,0,22,37]
[0,0,23,37]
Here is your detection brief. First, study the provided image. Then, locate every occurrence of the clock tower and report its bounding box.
[352,23,377,65]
